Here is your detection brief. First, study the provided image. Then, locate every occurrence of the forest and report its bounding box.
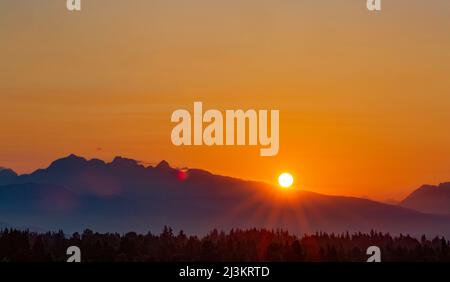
[1,227,449,262]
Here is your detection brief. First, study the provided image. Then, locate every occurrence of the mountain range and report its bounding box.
[1,154,450,237]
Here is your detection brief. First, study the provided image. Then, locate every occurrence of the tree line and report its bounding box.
[0,227,449,262]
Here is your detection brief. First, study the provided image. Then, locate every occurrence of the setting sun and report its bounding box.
[278,173,294,188]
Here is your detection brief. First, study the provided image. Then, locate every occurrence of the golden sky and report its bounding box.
[1,0,450,201]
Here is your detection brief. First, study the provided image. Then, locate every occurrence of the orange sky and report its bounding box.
[1,0,450,201]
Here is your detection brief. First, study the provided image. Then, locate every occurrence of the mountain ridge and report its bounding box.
[400,182,450,214]
[1,154,450,237]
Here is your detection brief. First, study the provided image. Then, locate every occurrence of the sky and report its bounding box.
[1,0,450,201]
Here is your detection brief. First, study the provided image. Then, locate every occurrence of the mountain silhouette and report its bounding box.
[0,168,18,185]
[400,182,450,214]
[1,154,450,237]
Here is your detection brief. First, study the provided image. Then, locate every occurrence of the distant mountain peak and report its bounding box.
[63,154,86,161]
[0,168,17,178]
[57,154,86,162]
[88,158,106,166]
[111,156,139,168]
[438,182,450,189]
[412,182,450,195]
[0,168,19,186]
[48,154,87,170]
[400,182,450,214]
[156,160,171,170]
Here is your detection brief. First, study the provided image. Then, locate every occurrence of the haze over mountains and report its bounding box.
[1,155,450,237]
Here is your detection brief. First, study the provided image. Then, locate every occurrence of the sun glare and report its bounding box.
[278,173,294,188]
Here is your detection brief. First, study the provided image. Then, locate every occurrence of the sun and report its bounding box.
[278,172,294,188]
